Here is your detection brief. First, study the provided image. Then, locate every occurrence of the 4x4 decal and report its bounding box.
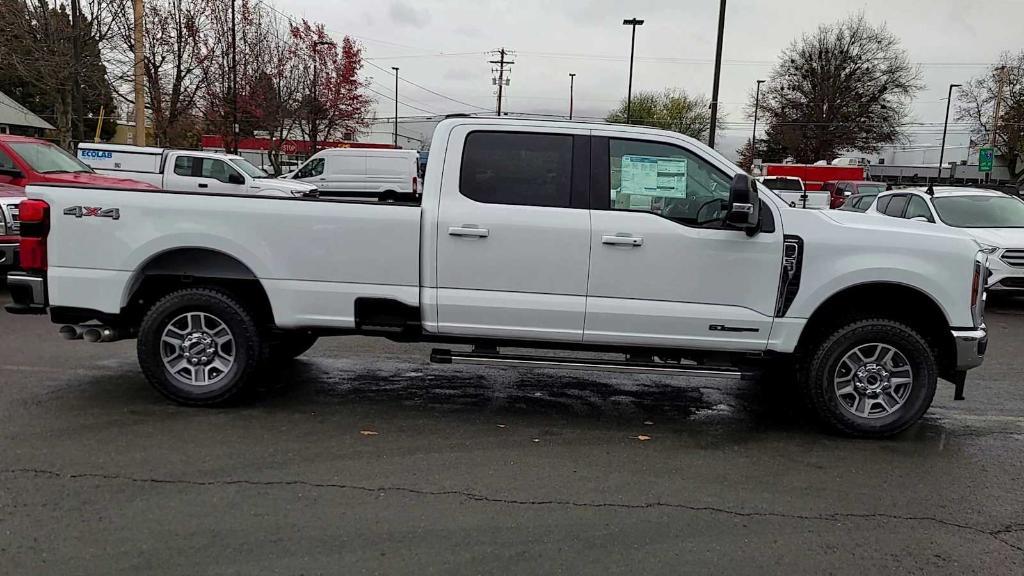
[63,206,120,220]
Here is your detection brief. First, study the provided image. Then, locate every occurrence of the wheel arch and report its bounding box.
[796,281,954,374]
[121,247,275,326]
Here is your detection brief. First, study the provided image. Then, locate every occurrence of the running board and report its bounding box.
[430,349,756,380]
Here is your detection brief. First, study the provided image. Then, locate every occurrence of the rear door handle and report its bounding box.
[198,183,209,189]
[602,234,643,246]
[448,226,489,238]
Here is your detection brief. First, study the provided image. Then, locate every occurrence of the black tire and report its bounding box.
[378,191,398,202]
[137,287,268,406]
[803,318,937,438]
[270,332,318,361]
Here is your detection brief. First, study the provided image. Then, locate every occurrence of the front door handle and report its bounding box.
[449,226,490,238]
[602,234,643,246]
[198,183,209,189]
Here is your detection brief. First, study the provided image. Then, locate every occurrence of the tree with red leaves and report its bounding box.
[289,21,373,152]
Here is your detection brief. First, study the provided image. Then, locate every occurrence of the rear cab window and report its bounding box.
[459,131,574,207]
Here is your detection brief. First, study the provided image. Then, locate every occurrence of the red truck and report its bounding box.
[761,163,866,192]
[0,135,157,190]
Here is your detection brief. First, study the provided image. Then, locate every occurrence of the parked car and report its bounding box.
[832,157,871,167]
[7,117,989,437]
[0,135,157,190]
[823,180,888,209]
[837,192,882,212]
[758,176,828,209]
[284,148,420,201]
[0,183,25,271]
[76,143,318,197]
[867,186,1024,292]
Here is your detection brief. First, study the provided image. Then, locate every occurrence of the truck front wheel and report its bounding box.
[137,288,268,406]
[804,319,937,438]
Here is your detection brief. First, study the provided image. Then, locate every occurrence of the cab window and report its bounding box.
[200,158,242,184]
[608,139,731,226]
[295,158,324,179]
[173,156,196,177]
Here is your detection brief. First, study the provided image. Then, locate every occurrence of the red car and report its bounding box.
[822,180,889,209]
[0,135,158,190]
[0,183,26,270]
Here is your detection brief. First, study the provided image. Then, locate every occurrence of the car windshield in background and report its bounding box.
[9,142,93,174]
[857,184,886,194]
[762,178,802,191]
[932,195,1024,228]
[233,158,269,178]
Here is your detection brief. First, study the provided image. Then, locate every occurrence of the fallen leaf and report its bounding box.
[497,424,507,428]
[633,435,652,441]
[643,421,654,426]
[360,430,379,436]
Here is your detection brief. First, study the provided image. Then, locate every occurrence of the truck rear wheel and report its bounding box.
[137,287,268,406]
[803,319,937,438]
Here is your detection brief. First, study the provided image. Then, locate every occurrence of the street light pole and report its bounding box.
[310,40,334,155]
[750,79,765,167]
[392,67,399,147]
[569,73,575,120]
[622,18,644,124]
[708,0,727,148]
[938,83,961,179]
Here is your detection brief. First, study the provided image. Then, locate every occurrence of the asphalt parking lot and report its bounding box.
[1,289,1023,575]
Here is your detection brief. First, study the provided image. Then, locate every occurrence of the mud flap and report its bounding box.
[949,370,967,401]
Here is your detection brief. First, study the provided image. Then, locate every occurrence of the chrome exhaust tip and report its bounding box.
[59,325,85,340]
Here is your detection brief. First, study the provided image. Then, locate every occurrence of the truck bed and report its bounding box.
[32,185,422,328]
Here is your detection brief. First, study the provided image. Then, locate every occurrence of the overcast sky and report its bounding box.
[282,0,1021,158]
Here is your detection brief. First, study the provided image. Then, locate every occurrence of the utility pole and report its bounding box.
[132,0,146,146]
[750,79,765,168]
[569,73,576,120]
[622,18,644,123]
[392,67,399,147]
[990,65,1008,149]
[230,0,238,154]
[708,0,727,148]
[70,0,84,144]
[938,83,961,178]
[489,49,515,115]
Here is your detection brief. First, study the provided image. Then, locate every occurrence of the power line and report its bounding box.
[363,59,490,111]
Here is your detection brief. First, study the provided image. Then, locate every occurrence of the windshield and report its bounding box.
[761,178,803,191]
[932,195,1024,228]
[231,157,269,178]
[9,142,93,173]
[856,184,886,194]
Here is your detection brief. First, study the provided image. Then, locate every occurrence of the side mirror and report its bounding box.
[726,174,760,234]
[910,216,931,223]
[228,172,245,185]
[0,167,24,179]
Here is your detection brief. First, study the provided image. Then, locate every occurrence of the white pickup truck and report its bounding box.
[7,118,989,437]
[77,143,317,197]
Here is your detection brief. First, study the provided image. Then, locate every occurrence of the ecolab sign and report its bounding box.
[80,150,113,159]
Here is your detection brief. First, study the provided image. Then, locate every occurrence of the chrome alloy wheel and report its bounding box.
[834,343,913,419]
[160,312,236,387]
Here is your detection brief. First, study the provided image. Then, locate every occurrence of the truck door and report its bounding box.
[583,134,782,351]
[434,126,591,341]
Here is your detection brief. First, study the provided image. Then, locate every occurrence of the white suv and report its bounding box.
[867,187,1024,291]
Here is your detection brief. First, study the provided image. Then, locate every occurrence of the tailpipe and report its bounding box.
[82,326,134,343]
[59,325,86,340]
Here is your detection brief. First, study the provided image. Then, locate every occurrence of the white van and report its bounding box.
[286,148,420,200]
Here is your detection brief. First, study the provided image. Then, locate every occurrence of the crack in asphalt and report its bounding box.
[5,467,1023,554]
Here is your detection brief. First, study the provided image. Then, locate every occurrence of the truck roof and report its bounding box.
[0,134,49,144]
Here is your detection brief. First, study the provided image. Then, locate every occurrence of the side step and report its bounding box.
[430,348,757,380]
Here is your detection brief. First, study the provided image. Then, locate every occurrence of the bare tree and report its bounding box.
[957,52,1024,182]
[752,13,922,163]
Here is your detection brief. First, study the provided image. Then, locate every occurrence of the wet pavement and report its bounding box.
[1,290,1023,574]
